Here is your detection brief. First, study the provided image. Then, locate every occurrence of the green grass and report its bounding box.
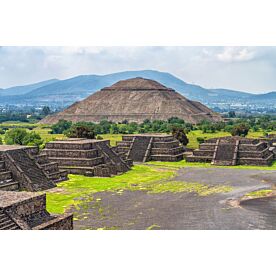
[245,189,273,198]
[46,163,233,214]
[46,165,176,213]
[101,134,122,146]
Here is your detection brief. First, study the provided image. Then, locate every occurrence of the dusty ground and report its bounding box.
[72,167,276,230]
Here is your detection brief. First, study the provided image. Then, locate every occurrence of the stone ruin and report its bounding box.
[42,138,132,177]
[115,134,184,162]
[0,145,68,192]
[186,136,274,166]
[0,191,73,230]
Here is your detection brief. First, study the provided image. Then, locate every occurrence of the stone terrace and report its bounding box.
[42,138,132,177]
[115,134,184,162]
[186,136,274,166]
[0,145,68,192]
[0,191,73,230]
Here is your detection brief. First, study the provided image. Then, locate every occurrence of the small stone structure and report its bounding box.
[115,134,184,162]
[42,138,132,177]
[0,191,73,230]
[186,136,274,166]
[0,145,68,192]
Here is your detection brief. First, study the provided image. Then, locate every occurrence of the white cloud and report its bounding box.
[216,47,255,62]
[0,46,276,92]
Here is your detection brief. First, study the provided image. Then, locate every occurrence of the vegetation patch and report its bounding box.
[244,189,273,199]
[46,164,234,214]
[46,165,176,214]
[147,160,276,171]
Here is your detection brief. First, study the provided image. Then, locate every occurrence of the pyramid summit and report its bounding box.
[41,77,222,124]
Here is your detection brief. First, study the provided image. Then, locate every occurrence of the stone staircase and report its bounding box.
[94,142,130,173]
[127,136,152,162]
[0,155,20,191]
[43,139,131,177]
[7,149,55,191]
[211,139,239,166]
[0,209,20,230]
[187,137,274,166]
[33,153,68,183]
[117,134,184,162]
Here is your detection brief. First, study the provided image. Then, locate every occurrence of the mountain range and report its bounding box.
[0,70,275,109]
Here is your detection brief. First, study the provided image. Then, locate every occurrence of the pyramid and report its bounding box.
[41,77,222,124]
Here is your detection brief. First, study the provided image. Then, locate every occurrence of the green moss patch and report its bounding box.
[245,189,273,198]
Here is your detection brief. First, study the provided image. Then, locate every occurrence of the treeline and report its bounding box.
[51,115,276,137]
[51,118,194,136]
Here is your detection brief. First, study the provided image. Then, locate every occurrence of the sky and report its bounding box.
[0,46,276,93]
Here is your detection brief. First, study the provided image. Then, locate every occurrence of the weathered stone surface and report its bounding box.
[186,136,274,166]
[116,134,184,162]
[0,145,68,192]
[41,77,222,124]
[42,138,131,177]
[0,191,73,230]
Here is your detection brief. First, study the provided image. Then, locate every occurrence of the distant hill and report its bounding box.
[0,79,59,96]
[0,70,274,109]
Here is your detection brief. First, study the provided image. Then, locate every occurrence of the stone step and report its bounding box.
[40,162,59,173]
[34,154,49,164]
[43,148,99,158]
[48,170,68,182]
[152,141,180,149]
[150,153,183,162]
[60,166,97,176]
[48,156,105,167]
[0,171,12,181]
[0,181,19,191]
[151,146,184,155]
[193,150,214,157]
[185,155,213,162]
[0,161,5,170]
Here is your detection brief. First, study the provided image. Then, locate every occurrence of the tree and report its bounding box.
[66,123,96,139]
[172,127,189,146]
[51,120,72,134]
[22,132,43,147]
[4,128,43,147]
[4,128,28,145]
[0,137,2,145]
[231,124,250,137]
[228,111,236,118]
[41,106,51,116]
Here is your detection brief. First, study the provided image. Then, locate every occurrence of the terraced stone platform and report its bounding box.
[186,136,274,166]
[43,138,131,177]
[0,191,73,230]
[0,145,68,192]
[116,134,184,162]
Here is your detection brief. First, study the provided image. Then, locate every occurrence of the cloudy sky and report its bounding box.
[0,46,276,93]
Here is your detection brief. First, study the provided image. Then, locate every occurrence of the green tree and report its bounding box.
[51,120,72,134]
[4,128,28,145]
[41,106,51,116]
[231,124,250,137]
[66,123,96,139]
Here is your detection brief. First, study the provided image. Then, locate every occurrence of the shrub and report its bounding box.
[51,120,72,134]
[4,128,28,145]
[231,123,250,137]
[172,127,189,146]
[196,137,205,144]
[66,123,96,139]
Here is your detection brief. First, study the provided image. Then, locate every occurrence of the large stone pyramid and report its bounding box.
[41,77,222,124]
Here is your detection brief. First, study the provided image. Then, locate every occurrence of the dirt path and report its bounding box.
[72,167,276,230]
